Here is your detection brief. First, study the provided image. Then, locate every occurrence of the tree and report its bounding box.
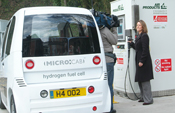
[52,0,114,14]
[0,0,115,19]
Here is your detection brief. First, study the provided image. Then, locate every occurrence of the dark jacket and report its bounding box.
[130,33,154,82]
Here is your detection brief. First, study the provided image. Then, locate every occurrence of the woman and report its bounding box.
[129,20,154,105]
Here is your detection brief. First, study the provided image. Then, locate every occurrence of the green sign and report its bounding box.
[161,3,167,9]
[143,3,167,9]
[113,4,124,12]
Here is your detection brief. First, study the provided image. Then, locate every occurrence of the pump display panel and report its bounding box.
[117,17,125,41]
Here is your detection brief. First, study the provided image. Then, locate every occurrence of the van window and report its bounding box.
[22,14,100,57]
[5,16,16,57]
[1,21,10,60]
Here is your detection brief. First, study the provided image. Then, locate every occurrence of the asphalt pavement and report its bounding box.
[1,95,175,113]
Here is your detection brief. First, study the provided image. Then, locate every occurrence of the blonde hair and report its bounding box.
[137,20,148,34]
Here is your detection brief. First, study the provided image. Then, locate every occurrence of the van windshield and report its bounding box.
[22,14,100,57]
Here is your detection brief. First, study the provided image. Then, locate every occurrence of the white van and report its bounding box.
[0,7,111,113]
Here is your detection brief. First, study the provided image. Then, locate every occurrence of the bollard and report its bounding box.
[113,84,118,104]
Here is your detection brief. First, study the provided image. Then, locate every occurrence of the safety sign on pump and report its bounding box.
[117,58,124,64]
[153,15,167,22]
[154,58,172,72]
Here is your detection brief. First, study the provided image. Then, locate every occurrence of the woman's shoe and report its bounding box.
[138,99,144,102]
[143,102,152,105]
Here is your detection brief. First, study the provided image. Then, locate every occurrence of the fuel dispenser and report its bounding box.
[112,7,140,99]
[111,0,175,100]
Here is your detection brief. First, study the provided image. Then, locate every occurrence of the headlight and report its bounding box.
[40,90,48,98]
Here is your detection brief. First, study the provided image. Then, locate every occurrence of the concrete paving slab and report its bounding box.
[113,95,175,113]
[0,108,8,113]
[1,95,175,113]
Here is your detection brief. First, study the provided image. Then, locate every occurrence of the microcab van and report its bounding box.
[0,7,111,113]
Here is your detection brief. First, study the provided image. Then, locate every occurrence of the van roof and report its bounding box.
[16,6,92,16]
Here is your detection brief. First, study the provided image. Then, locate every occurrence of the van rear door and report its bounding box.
[22,14,104,84]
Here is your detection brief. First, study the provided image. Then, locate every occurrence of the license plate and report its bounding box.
[50,87,86,99]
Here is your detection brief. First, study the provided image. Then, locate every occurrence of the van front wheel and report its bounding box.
[0,92,6,109]
[10,95,16,113]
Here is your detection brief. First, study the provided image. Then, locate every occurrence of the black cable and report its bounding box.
[124,42,140,100]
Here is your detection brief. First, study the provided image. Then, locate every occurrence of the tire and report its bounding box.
[0,92,6,109]
[10,95,16,113]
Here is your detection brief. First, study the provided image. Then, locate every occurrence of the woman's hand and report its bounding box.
[139,62,143,67]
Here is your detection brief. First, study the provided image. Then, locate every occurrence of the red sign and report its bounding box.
[155,59,161,66]
[155,66,161,72]
[154,58,172,72]
[161,59,172,72]
[155,59,161,72]
[153,16,167,22]
[117,58,123,64]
